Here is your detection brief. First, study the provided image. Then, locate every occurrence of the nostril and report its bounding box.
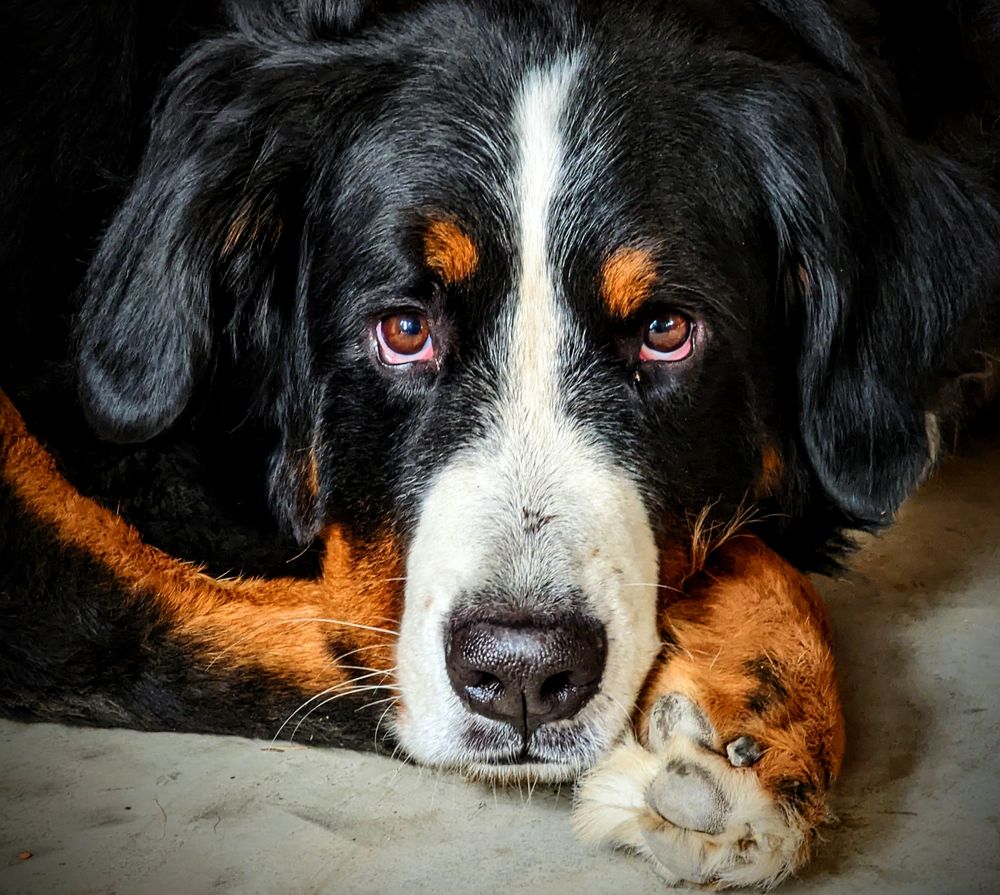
[468,672,505,703]
[539,670,573,700]
[475,671,501,688]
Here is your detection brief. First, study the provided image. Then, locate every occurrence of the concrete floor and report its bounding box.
[2,435,999,895]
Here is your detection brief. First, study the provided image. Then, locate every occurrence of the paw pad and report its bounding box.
[647,758,730,835]
[574,693,809,889]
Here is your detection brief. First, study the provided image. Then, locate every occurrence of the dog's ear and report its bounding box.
[76,24,387,542]
[794,143,1000,524]
[720,4,1000,527]
[76,36,302,444]
[743,86,1000,524]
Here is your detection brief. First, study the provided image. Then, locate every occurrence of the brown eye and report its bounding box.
[640,311,694,362]
[376,312,434,364]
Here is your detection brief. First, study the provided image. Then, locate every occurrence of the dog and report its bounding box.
[1,0,998,888]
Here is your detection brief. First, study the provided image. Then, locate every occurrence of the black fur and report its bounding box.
[0,478,378,748]
[1,0,998,733]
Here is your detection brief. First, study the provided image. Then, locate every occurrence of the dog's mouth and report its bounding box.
[458,724,605,782]
[437,697,624,782]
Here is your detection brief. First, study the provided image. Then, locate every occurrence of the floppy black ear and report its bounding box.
[75,18,387,542]
[794,140,1000,523]
[704,3,1000,529]
[732,48,1000,525]
[76,33,304,444]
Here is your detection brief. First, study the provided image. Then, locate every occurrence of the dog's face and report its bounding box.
[305,51,780,777]
[75,2,1000,779]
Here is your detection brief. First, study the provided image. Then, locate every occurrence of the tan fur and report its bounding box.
[600,246,658,318]
[0,392,399,692]
[298,447,321,512]
[756,445,785,498]
[423,218,479,285]
[307,448,320,498]
[685,501,761,579]
[221,196,282,259]
[646,535,844,836]
[1,386,841,858]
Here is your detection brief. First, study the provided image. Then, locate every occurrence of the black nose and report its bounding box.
[445,612,607,737]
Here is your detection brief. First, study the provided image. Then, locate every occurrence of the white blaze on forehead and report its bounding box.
[507,55,580,425]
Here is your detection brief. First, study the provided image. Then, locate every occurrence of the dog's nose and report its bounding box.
[445,613,607,737]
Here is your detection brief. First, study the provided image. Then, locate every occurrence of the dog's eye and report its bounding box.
[640,311,694,362]
[376,312,434,365]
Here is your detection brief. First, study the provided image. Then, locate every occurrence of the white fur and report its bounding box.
[392,56,661,780]
[507,55,576,423]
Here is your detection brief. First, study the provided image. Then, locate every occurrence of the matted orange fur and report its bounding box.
[647,534,844,834]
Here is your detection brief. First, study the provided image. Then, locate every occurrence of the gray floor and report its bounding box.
[2,436,1000,895]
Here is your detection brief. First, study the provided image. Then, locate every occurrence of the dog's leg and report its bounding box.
[574,535,843,889]
[0,390,400,738]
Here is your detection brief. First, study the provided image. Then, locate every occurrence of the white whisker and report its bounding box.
[337,665,392,675]
[290,683,399,742]
[358,694,399,713]
[284,617,399,637]
[284,541,313,564]
[356,694,399,710]
[373,696,400,749]
[272,669,396,745]
[620,582,685,594]
[204,615,397,673]
[327,642,395,666]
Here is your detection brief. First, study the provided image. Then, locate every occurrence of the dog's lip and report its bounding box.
[472,749,560,768]
[459,743,562,766]
[459,717,603,769]
[476,751,556,766]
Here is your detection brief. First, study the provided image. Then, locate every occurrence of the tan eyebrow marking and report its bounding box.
[600,246,658,318]
[423,219,479,285]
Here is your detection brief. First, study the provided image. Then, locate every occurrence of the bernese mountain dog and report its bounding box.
[1,0,998,888]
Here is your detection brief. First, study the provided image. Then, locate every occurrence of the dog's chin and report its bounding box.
[457,758,590,785]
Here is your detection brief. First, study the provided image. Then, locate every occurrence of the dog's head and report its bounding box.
[75,1,1000,779]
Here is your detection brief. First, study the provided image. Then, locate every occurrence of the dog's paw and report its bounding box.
[573,694,808,890]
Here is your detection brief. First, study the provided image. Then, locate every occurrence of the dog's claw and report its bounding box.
[726,735,765,768]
